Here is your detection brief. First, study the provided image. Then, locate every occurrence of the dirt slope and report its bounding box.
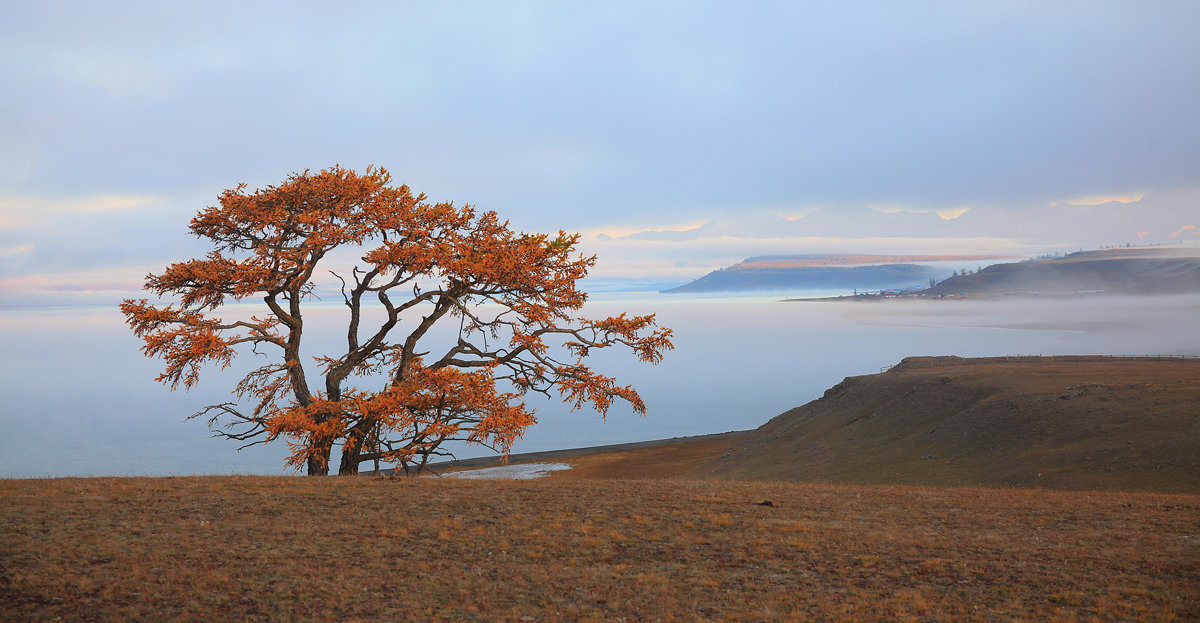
[548,356,1200,492]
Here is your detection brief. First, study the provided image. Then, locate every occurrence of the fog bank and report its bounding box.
[2,293,1196,478]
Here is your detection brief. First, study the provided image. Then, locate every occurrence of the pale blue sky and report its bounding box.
[2,1,1198,303]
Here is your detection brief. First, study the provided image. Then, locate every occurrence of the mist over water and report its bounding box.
[2,293,1197,478]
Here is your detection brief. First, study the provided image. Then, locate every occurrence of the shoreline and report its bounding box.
[364,430,751,477]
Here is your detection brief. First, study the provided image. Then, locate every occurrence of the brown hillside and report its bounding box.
[543,356,1200,493]
[704,356,1200,492]
[925,248,1200,295]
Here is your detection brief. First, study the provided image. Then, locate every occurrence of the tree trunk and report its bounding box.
[307,441,332,476]
[337,418,377,475]
[338,447,360,475]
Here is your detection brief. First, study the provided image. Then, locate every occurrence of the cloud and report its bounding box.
[1168,224,1198,238]
[1137,231,1151,240]
[0,243,33,258]
[0,262,156,307]
[0,265,146,292]
[587,219,709,241]
[774,208,820,222]
[3,2,1199,233]
[1051,193,1147,207]
[934,207,971,221]
[597,205,979,245]
[579,233,1044,282]
[869,205,970,220]
[0,194,163,228]
[595,213,811,242]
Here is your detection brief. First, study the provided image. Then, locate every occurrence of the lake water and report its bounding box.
[2,293,1197,478]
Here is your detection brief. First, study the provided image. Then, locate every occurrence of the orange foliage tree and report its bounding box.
[121,166,673,475]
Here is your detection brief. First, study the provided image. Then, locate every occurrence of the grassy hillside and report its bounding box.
[926,247,1200,296]
[544,357,1200,493]
[707,356,1200,491]
[2,477,1197,621]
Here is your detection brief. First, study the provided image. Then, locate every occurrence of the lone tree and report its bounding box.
[121,166,673,475]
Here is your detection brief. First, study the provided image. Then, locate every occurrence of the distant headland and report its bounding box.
[813,247,1200,300]
[661,254,1013,294]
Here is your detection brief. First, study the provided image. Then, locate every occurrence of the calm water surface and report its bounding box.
[2,293,1197,477]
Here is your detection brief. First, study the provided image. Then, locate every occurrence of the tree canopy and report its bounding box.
[121,166,673,475]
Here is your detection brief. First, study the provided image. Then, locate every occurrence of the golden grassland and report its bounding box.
[2,476,1197,621]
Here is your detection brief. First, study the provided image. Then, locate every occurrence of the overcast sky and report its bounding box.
[2,1,1198,303]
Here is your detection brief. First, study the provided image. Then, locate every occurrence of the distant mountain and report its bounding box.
[925,247,1200,296]
[663,264,933,293]
[662,254,1011,293]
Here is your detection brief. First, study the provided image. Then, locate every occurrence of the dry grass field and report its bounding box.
[2,475,1197,621]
